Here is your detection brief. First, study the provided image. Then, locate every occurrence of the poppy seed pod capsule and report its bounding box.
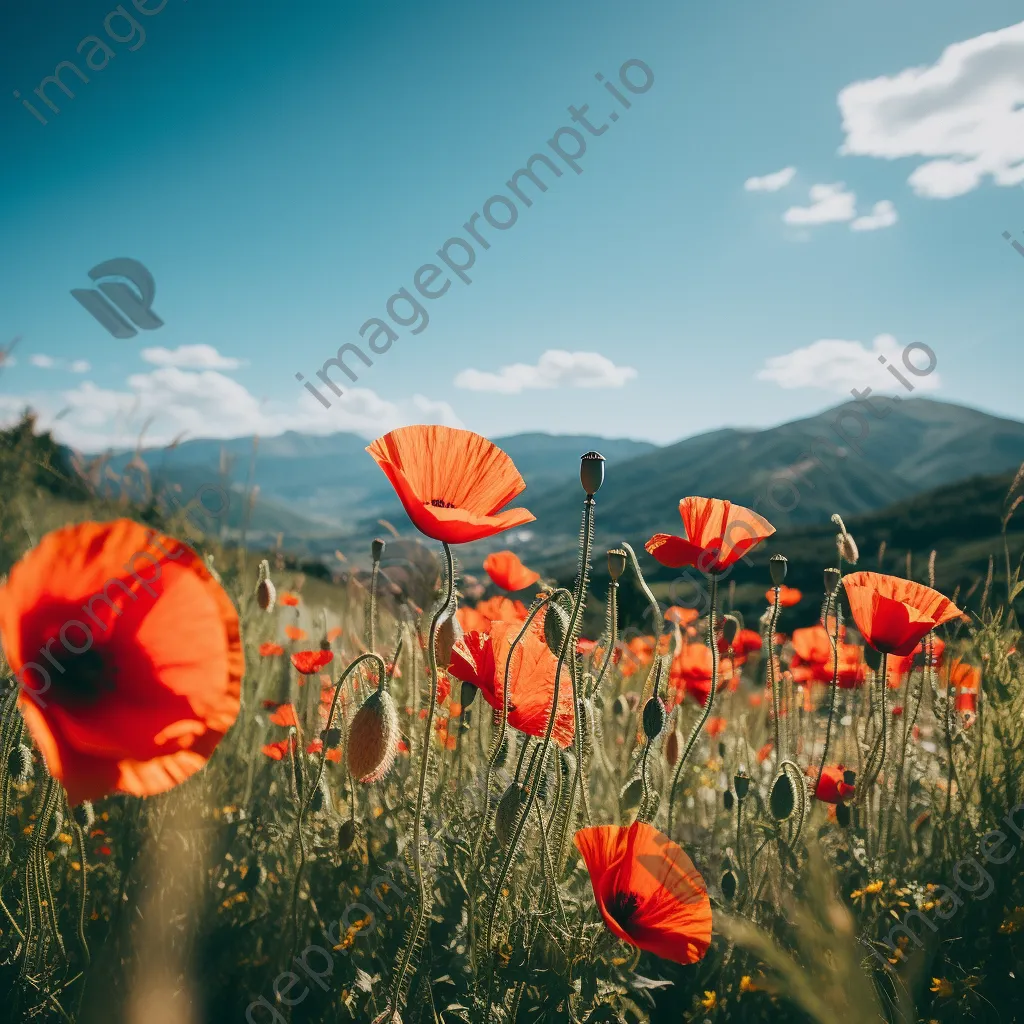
[664,729,681,766]
[607,548,627,580]
[824,567,841,596]
[722,614,740,647]
[721,869,738,901]
[338,819,357,850]
[769,772,795,820]
[495,782,526,848]
[718,741,727,759]
[255,559,276,612]
[460,680,479,708]
[769,554,788,586]
[347,688,399,784]
[734,771,750,799]
[322,727,342,748]
[7,744,33,783]
[612,694,629,722]
[642,696,666,741]
[835,801,851,827]
[73,800,95,830]
[843,768,856,787]
[371,537,385,562]
[580,451,606,497]
[723,790,734,811]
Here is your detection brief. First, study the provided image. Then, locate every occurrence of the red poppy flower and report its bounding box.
[756,741,773,763]
[842,572,963,657]
[448,622,574,747]
[285,625,306,642]
[483,550,540,592]
[474,595,529,625]
[574,821,711,965]
[259,642,285,657]
[668,644,732,708]
[280,593,300,607]
[98,845,112,856]
[366,425,535,544]
[706,717,727,737]
[766,585,802,607]
[948,659,980,712]
[665,606,699,627]
[717,628,761,664]
[0,519,242,805]
[306,739,342,763]
[832,644,868,689]
[291,649,334,675]
[807,764,854,803]
[268,703,298,727]
[645,497,775,574]
[261,737,296,760]
[327,626,343,642]
[457,605,490,634]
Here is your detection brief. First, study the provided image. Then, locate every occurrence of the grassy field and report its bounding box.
[1,415,1022,1023]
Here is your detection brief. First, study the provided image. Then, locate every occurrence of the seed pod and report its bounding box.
[824,567,841,596]
[836,801,851,828]
[769,554,788,586]
[723,790,734,811]
[770,772,795,820]
[607,548,627,580]
[435,608,462,669]
[460,681,479,708]
[310,777,328,813]
[664,729,681,767]
[580,451,606,496]
[495,783,526,848]
[619,774,644,813]
[843,768,856,787]
[73,801,95,830]
[642,696,666,741]
[254,559,276,612]
[721,869,738,901]
[322,727,342,748]
[371,537,386,562]
[338,819,357,850]
[734,772,750,799]
[544,602,570,657]
[721,614,740,647]
[837,531,859,565]
[7,744,33,783]
[347,688,399,784]
[718,741,727,759]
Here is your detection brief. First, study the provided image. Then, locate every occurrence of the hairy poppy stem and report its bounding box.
[814,587,842,806]
[72,821,91,968]
[767,584,784,756]
[389,542,455,1014]
[667,573,720,839]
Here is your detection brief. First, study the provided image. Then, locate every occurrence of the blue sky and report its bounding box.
[1,0,1022,452]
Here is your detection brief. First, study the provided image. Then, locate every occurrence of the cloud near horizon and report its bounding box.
[744,166,796,192]
[757,335,942,395]
[454,349,637,394]
[141,344,247,370]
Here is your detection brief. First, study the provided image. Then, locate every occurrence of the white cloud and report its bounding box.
[757,335,942,395]
[69,360,91,374]
[30,354,55,368]
[783,183,857,225]
[454,349,637,394]
[851,199,899,232]
[140,344,245,370]
[27,353,91,372]
[744,166,796,192]
[0,367,462,452]
[838,20,1024,198]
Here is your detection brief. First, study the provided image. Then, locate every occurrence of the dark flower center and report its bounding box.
[47,647,116,705]
[607,890,642,928]
[430,498,457,508]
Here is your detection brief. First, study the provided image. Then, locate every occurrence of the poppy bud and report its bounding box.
[322,727,342,748]
[435,608,462,668]
[824,567,841,596]
[73,800,95,829]
[769,554,788,586]
[544,601,570,657]
[642,696,666,741]
[7,744,33,783]
[843,768,856,787]
[612,694,629,722]
[460,681,479,708]
[607,548,627,580]
[495,783,526,848]
[724,790,734,811]
[733,771,749,799]
[371,538,386,562]
[338,819,357,850]
[664,729,681,767]
[769,773,795,820]
[835,801,851,827]
[836,531,859,565]
[718,741,727,759]
[619,774,643,813]
[721,869,737,901]
[347,688,399,784]
[493,730,512,770]
[580,451,606,497]
[722,614,739,647]
[255,559,276,612]
[310,782,325,813]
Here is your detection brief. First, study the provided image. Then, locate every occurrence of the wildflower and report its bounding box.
[280,592,300,607]
[574,820,712,965]
[706,717,727,737]
[842,572,963,656]
[473,595,529,626]
[268,704,298,728]
[366,425,535,544]
[482,550,540,592]
[327,626,343,642]
[668,644,734,708]
[0,519,242,804]
[766,585,802,607]
[739,975,757,993]
[291,648,334,675]
[261,737,296,761]
[259,642,285,657]
[807,764,855,803]
[306,739,342,764]
[285,625,307,642]
[930,978,954,998]
[948,659,981,712]
[756,741,774,763]
[665,606,699,627]
[701,991,717,1010]
[645,496,775,574]
[448,622,575,747]
[717,627,761,664]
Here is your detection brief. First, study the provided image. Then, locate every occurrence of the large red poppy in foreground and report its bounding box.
[842,572,963,657]
[366,425,535,544]
[646,497,775,574]
[574,820,712,965]
[0,520,242,805]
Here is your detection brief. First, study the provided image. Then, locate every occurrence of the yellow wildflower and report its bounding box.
[701,991,717,1010]
[930,978,953,998]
